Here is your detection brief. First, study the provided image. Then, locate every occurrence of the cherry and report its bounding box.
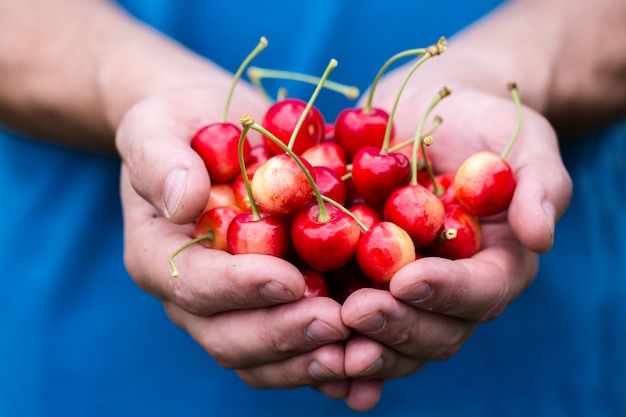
[383,184,445,248]
[349,203,383,230]
[454,83,522,217]
[251,153,316,217]
[350,146,411,204]
[424,205,483,259]
[227,211,291,257]
[312,166,347,206]
[191,37,267,183]
[424,172,459,207]
[356,221,416,284]
[247,143,273,166]
[302,269,331,298]
[203,182,237,212]
[291,203,361,272]
[192,205,243,252]
[300,141,349,177]
[334,107,394,160]
[261,98,326,155]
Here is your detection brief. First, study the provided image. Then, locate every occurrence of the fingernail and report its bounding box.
[260,281,296,302]
[306,319,345,343]
[356,356,383,378]
[405,281,433,305]
[351,311,385,333]
[542,200,556,247]
[163,168,189,219]
[309,360,337,379]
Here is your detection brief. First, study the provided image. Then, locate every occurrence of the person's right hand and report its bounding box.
[115,85,353,395]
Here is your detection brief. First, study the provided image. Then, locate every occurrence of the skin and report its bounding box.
[1,0,626,412]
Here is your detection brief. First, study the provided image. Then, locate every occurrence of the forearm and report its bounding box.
[0,0,247,154]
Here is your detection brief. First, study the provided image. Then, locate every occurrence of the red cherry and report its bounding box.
[424,172,459,207]
[424,205,483,259]
[356,221,416,283]
[203,182,237,212]
[250,154,316,217]
[350,146,411,205]
[290,203,361,272]
[193,205,243,251]
[383,184,445,248]
[326,261,373,303]
[261,98,325,155]
[454,151,516,217]
[349,203,382,230]
[334,107,394,160]
[247,144,273,166]
[312,166,347,206]
[232,162,262,212]
[300,141,349,176]
[191,122,251,183]
[302,269,331,298]
[227,211,291,258]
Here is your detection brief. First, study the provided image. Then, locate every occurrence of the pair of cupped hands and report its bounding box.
[115,57,572,411]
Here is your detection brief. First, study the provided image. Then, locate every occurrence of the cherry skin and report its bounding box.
[454,151,516,217]
[232,162,262,212]
[226,211,291,258]
[301,141,349,177]
[424,205,483,260]
[349,203,382,230]
[424,172,459,207]
[193,205,243,252]
[350,146,411,205]
[247,143,273,166]
[203,182,237,212]
[261,98,325,155]
[290,203,361,272]
[356,221,416,284]
[334,107,394,160]
[191,122,251,183]
[312,166,347,206]
[302,269,331,298]
[250,154,316,217]
[383,184,445,248]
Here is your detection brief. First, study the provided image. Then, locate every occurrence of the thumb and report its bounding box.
[507,109,573,253]
[116,91,213,224]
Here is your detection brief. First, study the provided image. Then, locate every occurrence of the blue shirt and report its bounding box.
[1,1,624,416]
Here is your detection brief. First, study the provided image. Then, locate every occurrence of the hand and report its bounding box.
[337,83,573,410]
[116,86,353,393]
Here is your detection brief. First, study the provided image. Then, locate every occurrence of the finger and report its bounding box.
[390,223,538,322]
[121,167,306,315]
[116,89,217,224]
[342,289,476,361]
[164,297,349,369]
[344,379,385,412]
[235,343,347,389]
[506,111,573,253]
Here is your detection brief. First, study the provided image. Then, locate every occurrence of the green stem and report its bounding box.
[169,231,215,278]
[411,87,452,187]
[247,67,360,102]
[287,59,337,150]
[321,195,368,233]
[238,117,261,220]
[221,37,268,122]
[380,37,447,155]
[248,121,331,222]
[501,83,523,159]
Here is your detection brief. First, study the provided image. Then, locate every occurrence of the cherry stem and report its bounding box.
[247,66,359,104]
[380,37,447,155]
[387,115,442,153]
[364,46,430,113]
[247,120,331,223]
[221,37,268,122]
[238,117,261,220]
[321,195,368,233]
[501,83,522,159]
[287,58,338,150]
[169,230,215,278]
[437,228,457,242]
[411,86,452,188]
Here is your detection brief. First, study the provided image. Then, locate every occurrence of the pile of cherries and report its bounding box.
[169,37,522,302]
